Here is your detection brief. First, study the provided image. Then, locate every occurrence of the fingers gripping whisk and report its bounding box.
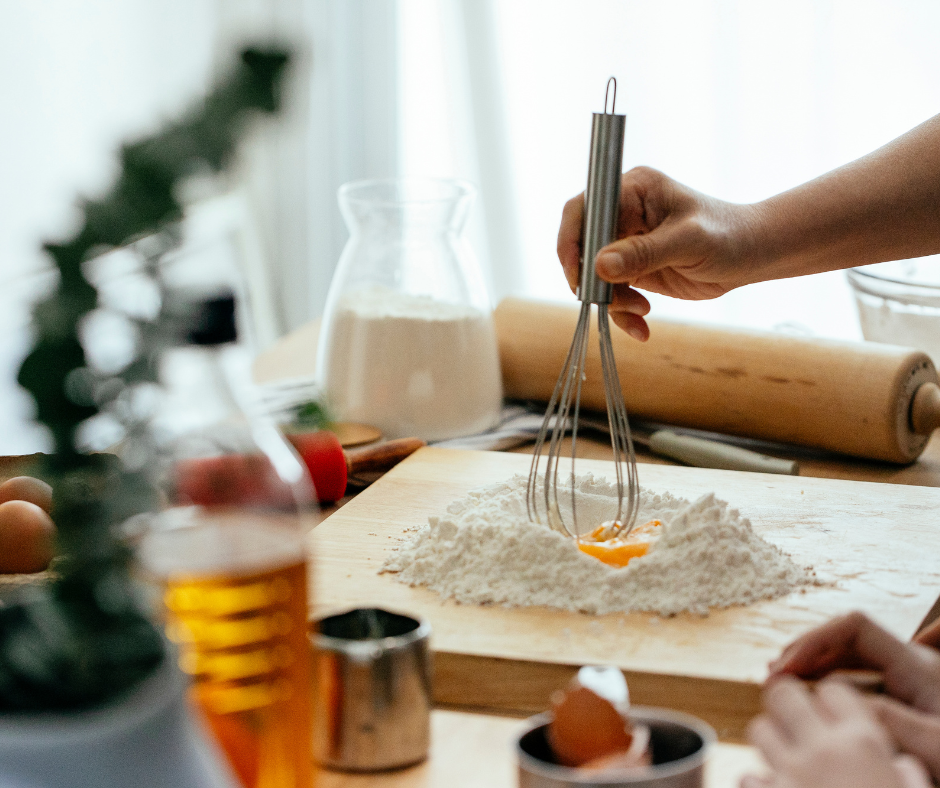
[526,79,640,540]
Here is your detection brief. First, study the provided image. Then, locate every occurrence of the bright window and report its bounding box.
[400,0,940,340]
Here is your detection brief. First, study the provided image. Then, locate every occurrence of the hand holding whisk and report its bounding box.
[526,78,640,540]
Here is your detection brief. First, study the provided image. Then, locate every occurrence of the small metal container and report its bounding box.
[517,707,715,788]
[312,608,432,772]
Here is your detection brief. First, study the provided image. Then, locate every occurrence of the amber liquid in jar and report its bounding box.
[145,517,314,788]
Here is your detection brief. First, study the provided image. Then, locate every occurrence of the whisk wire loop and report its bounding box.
[526,302,589,530]
[526,305,639,541]
[598,306,639,538]
[550,303,591,537]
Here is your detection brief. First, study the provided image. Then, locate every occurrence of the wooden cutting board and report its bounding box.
[308,447,940,740]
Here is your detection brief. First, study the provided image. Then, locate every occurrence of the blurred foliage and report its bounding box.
[0,48,290,710]
[290,400,333,431]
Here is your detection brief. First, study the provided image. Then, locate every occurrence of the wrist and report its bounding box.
[724,201,775,288]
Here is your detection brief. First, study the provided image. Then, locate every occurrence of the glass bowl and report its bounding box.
[847,256,940,367]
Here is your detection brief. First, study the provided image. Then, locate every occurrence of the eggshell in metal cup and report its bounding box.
[517,707,715,788]
[312,608,432,772]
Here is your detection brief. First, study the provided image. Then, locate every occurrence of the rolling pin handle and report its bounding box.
[911,383,940,435]
[345,437,427,476]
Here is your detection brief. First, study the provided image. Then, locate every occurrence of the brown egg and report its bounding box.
[0,476,53,513]
[548,685,633,767]
[0,500,56,574]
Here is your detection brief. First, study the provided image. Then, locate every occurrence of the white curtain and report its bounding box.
[3,0,940,452]
[215,0,399,340]
[0,0,399,452]
[0,0,218,453]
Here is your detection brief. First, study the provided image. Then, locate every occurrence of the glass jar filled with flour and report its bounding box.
[316,178,503,441]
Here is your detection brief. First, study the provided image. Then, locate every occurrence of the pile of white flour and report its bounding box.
[382,474,816,616]
[320,287,502,441]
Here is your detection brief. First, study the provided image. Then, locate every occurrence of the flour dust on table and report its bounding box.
[381,474,817,616]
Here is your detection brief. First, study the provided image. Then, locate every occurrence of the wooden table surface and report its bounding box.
[318,710,766,788]
[256,319,940,787]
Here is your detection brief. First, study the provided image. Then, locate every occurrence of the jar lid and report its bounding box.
[172,292,238,347]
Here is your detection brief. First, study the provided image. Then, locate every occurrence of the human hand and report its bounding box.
[557,167,760,340]
[741,677,931,788]
[913,616,940,650]
[768,612,940,716]
[870,694,940,784]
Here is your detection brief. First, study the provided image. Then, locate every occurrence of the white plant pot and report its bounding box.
[0,654,237,788]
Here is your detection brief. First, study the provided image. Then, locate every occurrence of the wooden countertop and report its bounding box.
[318,710,766,788]
[257,318,940,785]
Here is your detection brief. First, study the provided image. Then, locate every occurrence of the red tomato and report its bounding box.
[285,431,347,504]
[172,430,348,510]
[174,455,296,510]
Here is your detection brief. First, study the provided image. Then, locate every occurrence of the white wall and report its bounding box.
[0,0,216,453]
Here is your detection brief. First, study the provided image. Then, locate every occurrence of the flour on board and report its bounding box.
[381,474,817,616]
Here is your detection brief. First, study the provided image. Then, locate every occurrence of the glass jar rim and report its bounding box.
[848,264,940,293]
[339,177,476,207]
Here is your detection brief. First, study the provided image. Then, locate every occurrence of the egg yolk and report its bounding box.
[577,519,662,567]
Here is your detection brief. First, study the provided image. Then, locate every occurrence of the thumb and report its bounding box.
[872,696,940,781]
[595,217,709,283]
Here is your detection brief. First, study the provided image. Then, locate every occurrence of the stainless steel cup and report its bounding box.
[312,608,432,771]
[517,707,715,788]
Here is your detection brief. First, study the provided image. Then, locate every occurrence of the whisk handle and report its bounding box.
[580,111,626,305]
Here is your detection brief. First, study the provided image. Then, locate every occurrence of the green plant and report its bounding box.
[291,400,333,431]
[0,48,290,710]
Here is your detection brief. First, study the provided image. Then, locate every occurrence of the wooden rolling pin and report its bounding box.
[494,297,940,464]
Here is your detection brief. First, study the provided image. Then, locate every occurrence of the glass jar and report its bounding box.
[316,178,503,442]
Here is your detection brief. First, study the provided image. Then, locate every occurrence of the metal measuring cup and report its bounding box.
[312,608,432,771]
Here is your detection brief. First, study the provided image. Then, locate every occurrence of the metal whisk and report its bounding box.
[526,78,640,540]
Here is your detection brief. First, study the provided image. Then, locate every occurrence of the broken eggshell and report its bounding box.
[575,666,629,712]
[548,666,650,770]
[518,707,714,788]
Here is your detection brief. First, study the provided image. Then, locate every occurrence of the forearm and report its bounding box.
[744,113,940,282]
